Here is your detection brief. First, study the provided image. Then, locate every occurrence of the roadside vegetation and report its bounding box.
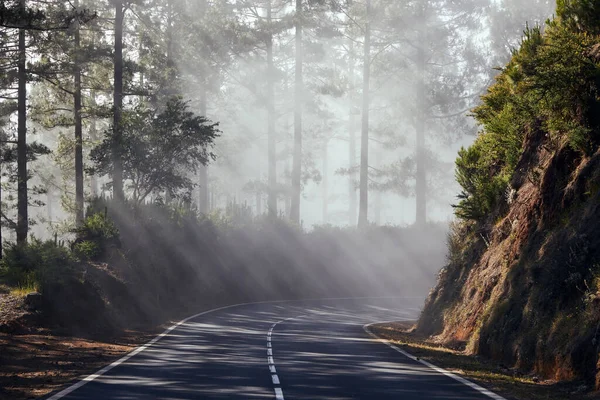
[0,199,448,334]
[0,207,447,399]
[417,0,600,393]
[371,323,595,400]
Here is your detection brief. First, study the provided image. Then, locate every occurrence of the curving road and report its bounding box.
[46,298,504,400]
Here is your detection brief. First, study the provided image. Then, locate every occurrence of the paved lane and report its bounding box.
[47,298,502,400]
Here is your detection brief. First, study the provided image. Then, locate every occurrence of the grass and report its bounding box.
[9,283,39,298]
[370,322,596,400]
[0,274,39,298]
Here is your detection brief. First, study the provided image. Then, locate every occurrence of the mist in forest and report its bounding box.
[0,0,556,302]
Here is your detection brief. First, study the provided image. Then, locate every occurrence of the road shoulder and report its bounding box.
[369,322,594,400]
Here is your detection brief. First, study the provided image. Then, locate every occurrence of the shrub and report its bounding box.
[72,213,120,260]
[0,239,75,289]
[72,240,102,261]
[455,14,600,222]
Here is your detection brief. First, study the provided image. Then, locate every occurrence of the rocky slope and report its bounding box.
[417,4,600,389]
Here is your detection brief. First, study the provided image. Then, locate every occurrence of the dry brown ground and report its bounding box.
[0,327,163,400]
[371,322,600,400]
[0,288,165,400]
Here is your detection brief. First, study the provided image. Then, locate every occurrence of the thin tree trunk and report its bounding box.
[322,137,329,224]
[89,27,99,198]
[285,161,291,218]
[197,0,209,214]
[415,106,426,225]
[47,189,53,223]
[165,0,176,97]
[256,192,262,215]
[357,0,371,229]
[348,34,357,226]
[290,0,303,225]
[415,23,427,226]
[138,24,146,106]
[89,91,99,198]
[162,1,175,206]
[112,1,125,202]
[374,189,381,225]
[16,0,28,244]
[0,173,2,256]
[198,78,209,214]
[266,0,277,219]
[74,0,84,226]
[374,145,382,225]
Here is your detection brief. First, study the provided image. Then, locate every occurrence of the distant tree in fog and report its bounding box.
[0,0,91,244]
[90,99,219,204]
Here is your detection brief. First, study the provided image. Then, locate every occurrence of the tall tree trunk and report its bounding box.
[348,34,357,226]
[197,0,209,214]
[256,192,262,215]
[266,0,277,219]
[375,192,382,225]
[47,188,53,223]
[415,23,427,226]
[290,0,303,225]
[285,161,291,218]
[16,0,28,245]
[0,175,2,256]
[322,137,329,224]
[165,0,176,97]
[374,146,382,225]
[357,0,371,229]
[112,1,125,202]
[74,0,84,226]
[89,91,99,198]
[198,78,209,214]
[164,0,178,206]
[89,27,99,197]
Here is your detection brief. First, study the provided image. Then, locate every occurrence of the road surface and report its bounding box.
[47,298,503,400]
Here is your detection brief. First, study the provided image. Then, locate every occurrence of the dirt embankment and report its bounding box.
[417,126,600,389]
[0,262,178,400]
[0,327,160,400]
[371,322,595,400]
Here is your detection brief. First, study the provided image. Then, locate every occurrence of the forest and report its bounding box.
[0,0,554,314]
[0,0,557,340]
[0,0,556,240]
[11,0,600,399]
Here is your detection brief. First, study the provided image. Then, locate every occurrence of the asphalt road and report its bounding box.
[47,298,503,400]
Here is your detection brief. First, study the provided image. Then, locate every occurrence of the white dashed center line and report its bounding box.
[267,322,283,400]
[268,316,303,400]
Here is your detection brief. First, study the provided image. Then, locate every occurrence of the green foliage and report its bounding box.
[0,239,75,289]
[72,240,101,261]
[454,11,600,221]
[73,213,120,260]
[557,0,600,34]
[90,98,220,204]
[454,144,510,221]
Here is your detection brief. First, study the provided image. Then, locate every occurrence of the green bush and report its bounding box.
[557,0,600,34]
[72,240,102,261]
[454,142,511,221]
[73,213,120,260]
[0,239,75,289]
[454,13,600,222]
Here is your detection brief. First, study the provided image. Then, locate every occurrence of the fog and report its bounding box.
[171,0,555,227]
[0,0,556,303]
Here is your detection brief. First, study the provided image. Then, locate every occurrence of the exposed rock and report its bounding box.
[587,43,600,62]
[24,293,43,312]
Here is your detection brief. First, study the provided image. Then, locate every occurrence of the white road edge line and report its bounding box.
[46,296,421,400]
[363,323,507,400]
